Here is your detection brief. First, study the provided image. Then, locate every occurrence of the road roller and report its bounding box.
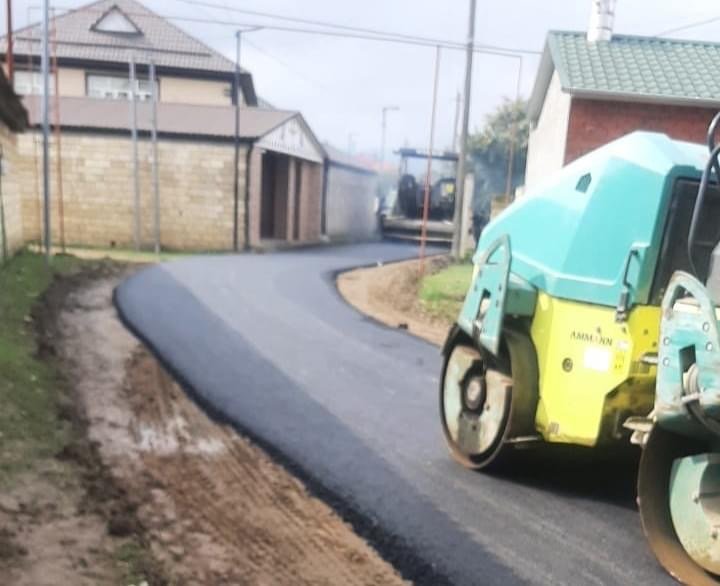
[440,113,720,584]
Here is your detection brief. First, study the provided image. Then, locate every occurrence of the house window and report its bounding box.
[14,70,54,96]
[86,74,155,101]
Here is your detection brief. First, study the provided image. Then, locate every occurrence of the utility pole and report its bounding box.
[380,105,399,168]
[452,91,461,151]
[419,46,442,274]
[150,60,160,254]
[233,29,242,252]
[451,0,477,259]
[41,0,50,263]
[6,0,13,84]
[129,56,140,250]
[504,57,523,204]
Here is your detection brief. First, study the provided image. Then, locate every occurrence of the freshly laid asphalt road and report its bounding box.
[114,242,674,586]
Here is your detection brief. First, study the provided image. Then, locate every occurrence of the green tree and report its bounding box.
[468,98,529,202]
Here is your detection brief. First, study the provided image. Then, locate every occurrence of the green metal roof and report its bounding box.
[551,30,720,101]
[529,31,720,121]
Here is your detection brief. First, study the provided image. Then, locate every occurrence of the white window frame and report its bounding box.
[86,74,156,101]
[13,70,55,96]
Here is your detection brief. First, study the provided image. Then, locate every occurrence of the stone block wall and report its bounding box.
[16,131,248,252]
[0,122,25,260]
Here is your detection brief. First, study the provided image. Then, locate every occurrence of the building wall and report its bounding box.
[58,67,86,97]
[298,159,323,241]
[325,165,378,241]
[565,99,719,164]
[525,71,571,190]
[247,149,323,247]
[160,76,234,106]
[0,123,25,260]
[16,131,247,251]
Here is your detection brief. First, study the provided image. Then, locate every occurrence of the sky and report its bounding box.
[2,0,719,159]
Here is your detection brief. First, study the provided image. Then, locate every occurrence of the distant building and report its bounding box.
[0,0,376,251]
[323,144,378,241]
[525,1,720,189]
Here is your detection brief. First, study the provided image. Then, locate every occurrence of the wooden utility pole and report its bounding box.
[6,0,13,84]
[452,91,461,152]
[129,56,140,251]
[233,30,241,252]
[419,46,441,274]
[41,0,50,264]
[52,13,65,253]
[451,0,477,259]
[150,60,160,254]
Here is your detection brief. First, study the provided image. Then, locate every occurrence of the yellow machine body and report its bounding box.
[530,293,661,446]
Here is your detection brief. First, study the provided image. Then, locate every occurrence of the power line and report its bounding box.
[242,36,332,92]
[656,15,720,37]
[174,0,541,56]
[20,4,540,58]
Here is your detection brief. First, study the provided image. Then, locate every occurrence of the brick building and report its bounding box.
[525,25,720,189]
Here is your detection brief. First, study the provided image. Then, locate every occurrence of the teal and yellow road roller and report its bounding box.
[440,113,720,584]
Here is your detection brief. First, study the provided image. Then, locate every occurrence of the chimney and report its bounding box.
[587,0,616,42]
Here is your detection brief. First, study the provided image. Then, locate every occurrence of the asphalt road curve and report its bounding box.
[114,242,674,586]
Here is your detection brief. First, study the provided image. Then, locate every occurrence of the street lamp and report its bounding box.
[381,105,399,169]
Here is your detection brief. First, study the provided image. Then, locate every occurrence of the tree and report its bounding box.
[468,98,529,206]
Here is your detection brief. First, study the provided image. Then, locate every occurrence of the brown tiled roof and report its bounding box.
[22,95,295,140]
[2,0,241,74]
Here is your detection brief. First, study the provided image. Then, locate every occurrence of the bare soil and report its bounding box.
[337,257,452,346]
[1,262,163,586]
[2,265,410,585]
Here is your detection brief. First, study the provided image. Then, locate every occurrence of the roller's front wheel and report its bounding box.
[439,344,514,470]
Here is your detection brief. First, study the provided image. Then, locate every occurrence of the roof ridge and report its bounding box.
[548,29,720,49]
[123,0,238,71]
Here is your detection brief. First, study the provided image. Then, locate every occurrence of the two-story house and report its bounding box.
[0,0,344,252]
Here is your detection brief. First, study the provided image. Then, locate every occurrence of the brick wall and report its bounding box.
[0,122,25,260]
[565,98,718,164]
[16,131,248,251]
[299,159,322,242]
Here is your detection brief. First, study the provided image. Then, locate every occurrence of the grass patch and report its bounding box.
[114,540,166,586]
[0,250,84,482]
[28,244,188,264]
[419,262,473,323]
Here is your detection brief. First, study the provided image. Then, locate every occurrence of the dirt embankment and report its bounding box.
[337,257,452,346]
[2,265,410,585]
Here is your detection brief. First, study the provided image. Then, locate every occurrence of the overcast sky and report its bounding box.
[2,0,719,158]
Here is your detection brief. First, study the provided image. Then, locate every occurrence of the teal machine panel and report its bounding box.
[473,133,707,311]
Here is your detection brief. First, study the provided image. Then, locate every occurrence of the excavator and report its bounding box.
[440,113,720,584]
